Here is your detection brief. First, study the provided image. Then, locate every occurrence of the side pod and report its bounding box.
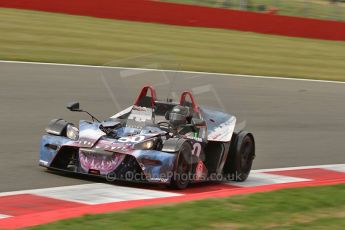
[161,138,190,153]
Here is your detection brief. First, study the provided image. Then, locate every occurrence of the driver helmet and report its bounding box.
[169,105,191,127]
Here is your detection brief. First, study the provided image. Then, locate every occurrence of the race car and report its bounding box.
[39,86,255,189]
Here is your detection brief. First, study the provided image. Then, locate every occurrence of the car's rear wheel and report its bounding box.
[170,142,193,189]
[227,131,255,182]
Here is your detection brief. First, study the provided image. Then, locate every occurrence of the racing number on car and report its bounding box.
[118,135,145,143]
[192,142,202,158]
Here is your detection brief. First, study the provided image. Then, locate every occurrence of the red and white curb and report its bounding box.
[0,164,344,229]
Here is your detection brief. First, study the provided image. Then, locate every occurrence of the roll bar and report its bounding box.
[180,91,198,112]
[134,85,157,108]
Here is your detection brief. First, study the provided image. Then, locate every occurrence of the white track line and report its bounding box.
[0,214,11,219]
[322,164,345,173]
[0,183,181,204]
[228,172,310,187]
[228,164,345,187]
[254,164,345,173]
[30,183,181,205]
[0,60,344,84]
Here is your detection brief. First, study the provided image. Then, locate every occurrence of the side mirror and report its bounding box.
[67,101,80,111]
[192,118,206,128]
[66,101,100,122]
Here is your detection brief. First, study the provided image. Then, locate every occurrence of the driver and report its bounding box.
[168,105,193,135]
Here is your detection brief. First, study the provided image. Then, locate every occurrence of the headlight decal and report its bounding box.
[133,139,156,150]
[66,124,79,140]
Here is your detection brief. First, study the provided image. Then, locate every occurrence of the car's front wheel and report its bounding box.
[170,142,193,189]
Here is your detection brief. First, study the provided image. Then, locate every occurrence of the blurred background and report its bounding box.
[162,0,345,21]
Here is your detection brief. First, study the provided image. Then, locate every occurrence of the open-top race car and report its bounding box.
[40,86,255,189]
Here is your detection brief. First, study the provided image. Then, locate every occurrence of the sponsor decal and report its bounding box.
[118,135,145,143]
[191,142,202,158]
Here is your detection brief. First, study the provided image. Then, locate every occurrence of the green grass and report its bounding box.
[1,8,345,81]
[32,184,345,230]
[162,0,345,21]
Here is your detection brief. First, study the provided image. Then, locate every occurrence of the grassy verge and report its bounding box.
[1,8,345,81]
[162,0,345,21]
[32,184,345,230]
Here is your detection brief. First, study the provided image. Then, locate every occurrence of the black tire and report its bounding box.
[227,131,255,182]
[170,142,193,189]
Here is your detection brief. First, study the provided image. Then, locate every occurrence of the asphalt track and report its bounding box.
[0,61,344,193]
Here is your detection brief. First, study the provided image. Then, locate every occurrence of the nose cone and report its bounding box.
[79,149,126,175]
